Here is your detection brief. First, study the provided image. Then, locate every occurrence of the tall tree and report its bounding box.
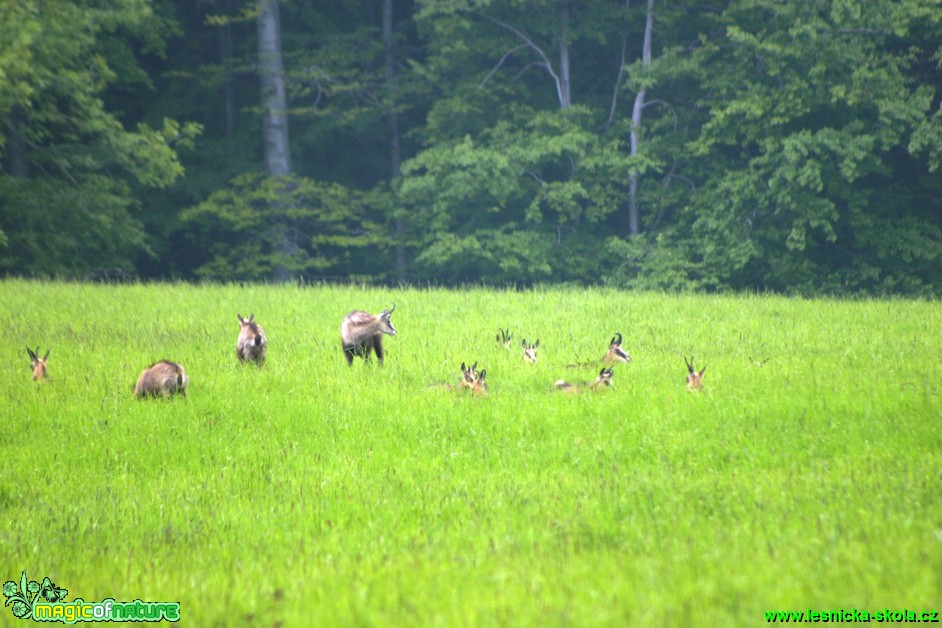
[0,0,199,276]
[384,0,407,280]
[257,0,291,176]
[627,0,654,236]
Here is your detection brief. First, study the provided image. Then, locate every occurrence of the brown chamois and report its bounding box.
[460,362,479,391]
[340,304,397,365]
[603,332,632,364]
[430,362,481,392]
[496,328,513,349]
[522,338,539,364]
[685,357,707,390]
[133,361,189,399]
[236,313,268,364]
[26,347,49,381]
[555,367,614,393]
[566,332,631,368]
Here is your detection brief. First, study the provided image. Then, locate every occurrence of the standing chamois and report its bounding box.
[134,361,189,398]
[340,304,397,365]
[236,313,268,364]
[685,357,706,390]
[554,367,614,393]
[522,339,539,364]
[26,347,49,381]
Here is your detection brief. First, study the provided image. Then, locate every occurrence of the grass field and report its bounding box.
[1,279,940,626]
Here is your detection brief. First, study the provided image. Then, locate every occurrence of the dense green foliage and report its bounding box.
[1,1,941,294]
[1,281,940,624]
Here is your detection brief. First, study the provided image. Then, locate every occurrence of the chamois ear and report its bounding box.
[522,339,527,348]
[43,349,50,361]
[238,313,245,324]
[698,365,707,377]
[461,362,467,371]
[249,313,255,323]
[27,347,37,361]
[478,369,486,380]
[599,367,607,376]
[535,340,540,348]
[685,356,694,373]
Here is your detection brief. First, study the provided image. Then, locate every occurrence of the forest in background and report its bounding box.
[1,0,941,295]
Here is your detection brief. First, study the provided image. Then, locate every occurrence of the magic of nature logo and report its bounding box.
[3,571,180,623]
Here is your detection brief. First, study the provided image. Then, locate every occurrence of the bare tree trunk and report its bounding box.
[7,106,28,178]
[384,0,407,281]
[558,0,571,109]
[257,0,292,282]
[628,0,653,236]
[605,0,631,129]
[217,0,235,138]
[257,0,291,177]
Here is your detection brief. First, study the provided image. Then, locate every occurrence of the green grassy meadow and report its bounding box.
[1,280,940,626]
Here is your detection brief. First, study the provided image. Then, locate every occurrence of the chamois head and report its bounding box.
[460,361,479,391]
[685,357,706,390]
[134,361,189,399]
[589,366,615,390]
[340,303,397,365]
[26,347,49,381]
[378,303,397,336]
[471,369,488,396]
[496,328,513,348]
[603,332,632,364]
[522,338,539,364]
[237,313,268,364]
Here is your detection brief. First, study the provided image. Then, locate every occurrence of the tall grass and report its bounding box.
[1,280,939,625]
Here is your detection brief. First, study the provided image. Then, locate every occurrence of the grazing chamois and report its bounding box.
[603,332,632,364]
[685,357,706,390]
[522,339,539,364]
[236,313,268,364]
[496,328,513,349]
[554,367,614,393]
[133,361,189,399]
[340,304,397,365]
[26,347,49,381]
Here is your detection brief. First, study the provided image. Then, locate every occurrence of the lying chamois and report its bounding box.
[26,347,49,381]
[567,332,632,367]
[134,361,189,399]
[341,304,397,365]
[685,356,706,390]
[432,362,487,396]
[522,339,539,364]
[554,367,614,393]
[496,328,513,349]
[236,313,268,364]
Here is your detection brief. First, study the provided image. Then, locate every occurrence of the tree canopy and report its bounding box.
[1,0,940,295]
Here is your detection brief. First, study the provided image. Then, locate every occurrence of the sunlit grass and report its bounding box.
[1,280,939,625]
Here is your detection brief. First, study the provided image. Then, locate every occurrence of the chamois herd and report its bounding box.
[24,305,707,397]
